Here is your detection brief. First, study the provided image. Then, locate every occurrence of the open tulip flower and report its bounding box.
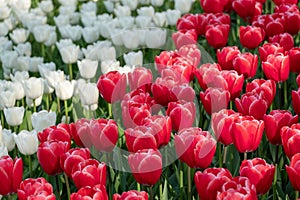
[70,184,108,200]
[113,190,148,200]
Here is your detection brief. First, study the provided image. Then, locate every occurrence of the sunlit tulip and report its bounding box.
[13,130,38,155]
[23,77,44,100]
[9,28,29,44]
[166,9,181,26]
[78,82,99,111]
[33,24,55,43]
[0,90,16,109]
[124,51,143,67]
[77,59,98,79]
[13,42,31,56]
[31,110,57,132]
[175,0,193,14]
[1,129,15,151]
[55,80,75,100]
[82,27,100,44]
[39,0,54,13]
[145,28,167,49]
[4,107,24,126]
[59,25,82,42]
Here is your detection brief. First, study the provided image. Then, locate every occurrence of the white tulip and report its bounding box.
[0,50,18,69]
[135,16,152,28]
[101,60,120,74]
[13,42,32,56]
[38,62,56,78]
[118,65,135,75]
[23,77,44,100]
[42,78,54,94]
[30,7,45,17]
[58,0,77,7]
[122,30,140,49]
[151,0,164,6]
[0,144,8,157]
[55,80,75,100]
[54,14,70,27]
[59,25,82,41]
[11,82,25,100]
[69,12,80,25]
[1,129,15,151]
[11,0,31,12]
[0,90,16,109]
[77,59,98,79]
[32,24,55,43]
[44,30,57,46]
[0,5,10,20]
[99,46,116,62]
[145,28,166,48]
[31,110,56,132]
[103,1,114,12]
[39,0,54,13]
[121,0,138,10]
[10,71,29,83]
[4,107,24,126]
[28,57,44,73]
[114,5,131,18]
[166,9,181,26]
[82,26,100,43]
[16,56,30,71]
[21,14,47,32]
[153,12,167,27]
[26,95,43,108]
[78,82,99,111]
[81,13,97,27]
[96,19,118,39]
[81,1,97,14]
[136,29,147,46]
[0,23,8,36]
[13,130,38,155]
[124,51,143,67]
[175,0,194,14]
[57,42,80,64]
[118,16,134,29]
[4,16,17,31]
[45,70,65,88]
[137,6,155,18]
[0,36,12,53]
[9,28,29,44]
[139,0,150,4]
[109,28,123,46]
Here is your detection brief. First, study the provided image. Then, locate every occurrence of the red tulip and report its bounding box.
[167,56,195,83]
[246,79,276,106]
[286,153,300,191]
[175,127,216,168]
[155,51,176,74]
[216,176,258,200]
[166,101,196,131]
[176,14,198,33]
[212,109,240,145]
[217,46,241,70]
[274,3,299,13]
[0,156,23,196]
[170,83,195,103]
[72,159,106,189]
[292,88,300,115]
[207,13,231,26]
[205,24,230,49]
[200,0,229,13]
[221,70,244,100]
[240,158,275,194]
[259,42,284,62]
[272,0,298,5]
[269,33,294,51]
[70,184,108,200]
[264,13,286,37]
[235,92,269,120]
[200,88,230,115]
[232,0,260,21]
[283,11,300,35]
[128,149,162,186]
[128,67,152,92]
[239,26,265,49]
[113,190,148,200]
[251,14,267,29]
[178,44,201,68]
[60,148,91,178]
[194,168,232,200]
[38,125,71,145]
[288,47,300,73]
[37,141,70,175]
[231,116,264,153]
[297,74,300,87]
[97,71,127,103]
[18,178,55,200]
[233,52,258,79]
[263,110,298,145]
[262,53,289,82]
[172,29,198,49]
[68,123,84,147]
[281,124,300,159]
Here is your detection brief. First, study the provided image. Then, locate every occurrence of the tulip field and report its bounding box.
[2,0,300,199]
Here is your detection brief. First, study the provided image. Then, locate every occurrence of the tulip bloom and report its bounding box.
[4,107,25,126]
[246,79,276,106]
[200,0,228,13]
[259,43,284,62]
[221,70,244,100]
[288,47,300,73]
[17,178,55,200]
[38,125,71,145]
[128,67,153,92]
[200,88,230,115]
[239,26,265,49]
[231,116,264,153]
[172,29,198,49]
[262,53,289,82]
[175,127,216,168]
[286,153,300,191]
[72,159,106,189]
[128,149,162,186]
[240,158,275,194]
[113,190,148,200]
[205,24,230,49]
[31,110,56,133]
[233,52,258,79]
[13,130,38,155]
[269,33,294,51]
[217,46,241,70]
[263,110,298,145]
[70,184,108,200]
[281,124,300,159]
[97,71,127,103]
[0,156,23,196]
[194,168,232,200]
[292,88,300,115]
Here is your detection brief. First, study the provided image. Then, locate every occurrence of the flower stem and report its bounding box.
[295,191,299,200]
[33,99,37,113]
[223,146,228,166]
[46,94,50,111]
[218,143,223,168]
[0,110,4,128]
[64,173,70,200]
[41,43,45,58]
[68,63,73,81]
[149,185,153,200]
[57,98,61,113]
[273,164,277,200]
[64,100,68,124]
[187,166,191,200]
[108,103,112,118]
[56,175,61,200]
[137,183,141,192]
[244,152,247,160]
[28,155,33,177]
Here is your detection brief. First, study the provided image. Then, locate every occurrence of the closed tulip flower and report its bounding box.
[231,116,264,153]
[200,88,230,115]
[262,53,289,82]
[246,79,276,106]
[31,110,56,132]
[233,0,260,21]
[286,153,300,191]
[194,168,232,200]
[55,80,75,100]
[78,82,99,111]
[281,124,300,159]
[77,59,98,79]
[13,130,38,155]
[71,184,108,200]
[292,88,300,115]
[0,90,16,109]
[233,52,258,79]
[145,28,167,49]
[221,70,244,100]
[23,77,44,100]
[0,156,23,196]
[9,28,29,44]
[38,124,71,145]
[128,149,162,186]
[240,158,275,194]
[175,127,216,168]
[259,42,284,62]
[1,129,15,152]
[166,9,181,26]
[263,110,298,145]
[58,43,80,64]
[205,24,230,49]
[113,190,148,200]
[128,67,153,92]
[124,51,143,67]
[33,25,55,43]
[37,140,70,175]
[82,27,100,44]
[174,0,193,14]
[4,106,24,126]
[17,177,56,200]
[217,46,241,70]
[269,33,294,51]
[121,30,140,49]
[60,148,90,178]
[200,0,228,13]
[72,159,106,189]
[0,145,8,157]
[288,47,300,73]
[172,29,198,49]
[239,26,265,49]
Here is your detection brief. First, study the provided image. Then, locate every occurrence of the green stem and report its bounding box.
[273,164,277,200]
[137,183,141,192]
[64,100,68,124]
[187,166,191,200]
[179,162,183,200]
[295,191,299,200]
[223,146,228,166]
[108,103,112,118]
[244,152,247,160]
[57,98,61,113]
[284,81,288,109]
[41,43,45,58]
[56,175,61,200]
[28,155,33,177]
[218,143,223,168]
[149,186,153,200]
[33,99,37,113]
[106,154,112,198]
[68,63,73,81]
[46,94,50,111]
[7,194,12,200]
[64,173,70,200]
[0,110,4,128]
